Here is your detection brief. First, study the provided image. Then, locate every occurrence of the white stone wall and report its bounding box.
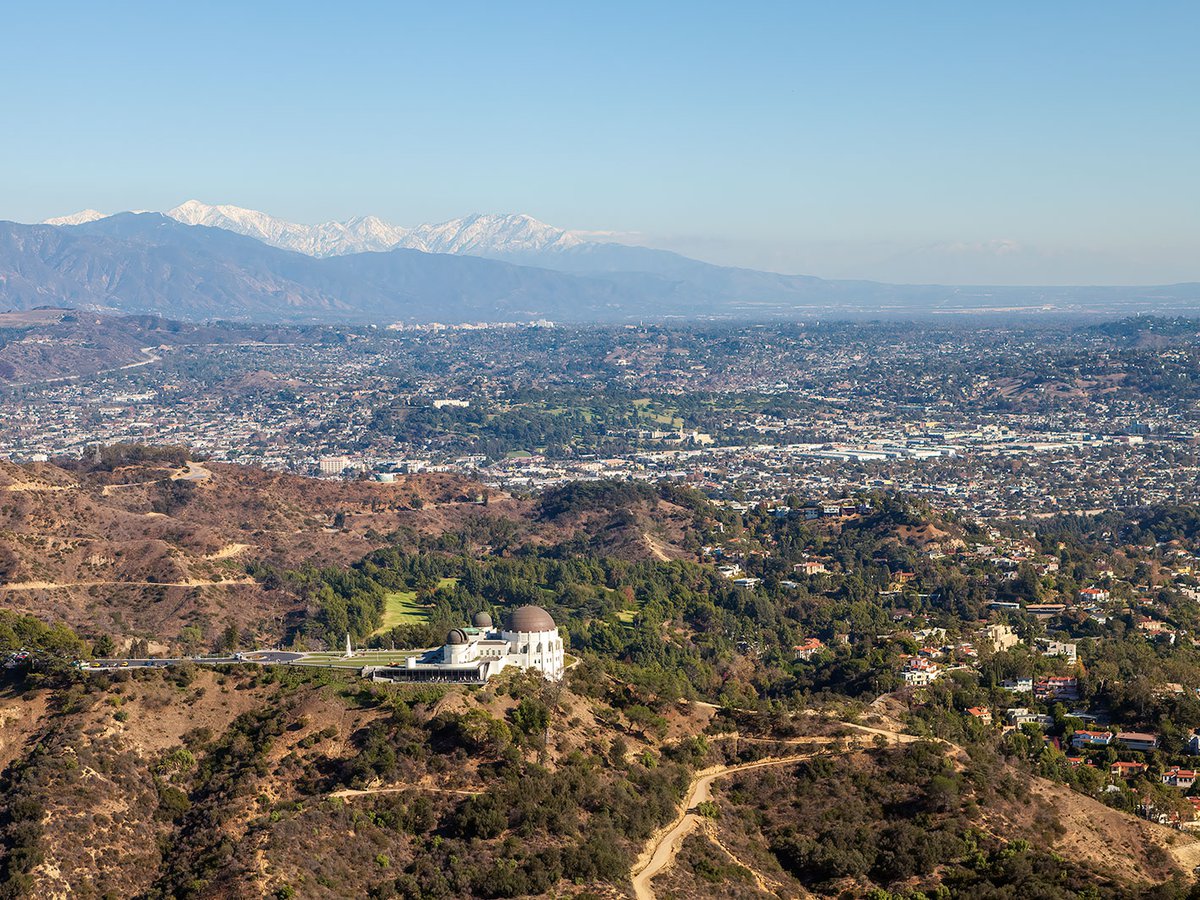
[501,627,565,679]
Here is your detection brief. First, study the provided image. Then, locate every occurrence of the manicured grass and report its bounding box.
[632,398,683,429]
[375,590,429,634]
[371,579,458,636]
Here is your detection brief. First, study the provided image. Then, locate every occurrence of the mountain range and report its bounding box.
[0,201,1195,324]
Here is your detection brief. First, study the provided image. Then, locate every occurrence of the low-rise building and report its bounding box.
[985,624,1020,652]
[902,657,941,686]
[1111,761,1147,779]
[793,637,825,661]
[1071,730,1113,749]
[1115,732,1159,752]
[966,706,993,725]
[1035,676,1080,701]
[1164,767,1197,789]
[1038,639,1078,665]
[1006,708,1054,728]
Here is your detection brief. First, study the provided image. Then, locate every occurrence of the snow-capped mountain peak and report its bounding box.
[41,201,590,260]
[42,209,108,226]
[404,213,583,255]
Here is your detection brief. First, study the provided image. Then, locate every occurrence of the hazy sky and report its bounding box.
[3,1,1197,284]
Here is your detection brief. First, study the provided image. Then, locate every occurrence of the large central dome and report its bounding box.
[506,605,556,632]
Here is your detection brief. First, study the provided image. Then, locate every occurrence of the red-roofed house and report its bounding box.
[1071,730,1113,749]
[1164,767,1197,789]
[966,707,992,725]
[793,638,825,661]
[1111,761,1147,779]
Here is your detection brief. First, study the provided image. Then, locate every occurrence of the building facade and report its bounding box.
[369,605,566,684]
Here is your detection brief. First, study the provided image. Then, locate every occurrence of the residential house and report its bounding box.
[1035,676,1080,701]
[902,657,941,686]
[1026,604,1067,618]
[793,638,825,662]
[1115,732,1159,752]
[1186,731,1200,756]
[1163,767,1197,790]
[1071,730,1113,749]
[985,624,1020,652]
[1111,761,1147,779]
[966,707,993,725]
[795,560,828,576]
[1000,677,1034,694]
[1038,639,1078,665]
[1006,708,1054,728]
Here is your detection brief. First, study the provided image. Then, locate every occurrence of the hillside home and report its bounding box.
[1111,761,1147,779]
[1163,767,1197,789]
[1187,731,1200,755]
[985,624,1020,652]
[1006,708,1054,727]
[1071,730,1113,749]
[1035,676,1080,701]
[793,638,824,661]
[1001,677,1034,694]
[1038,639,1078,665]
[1115,732,1159,752]
[966,707,993,725]
[902,657,941,686]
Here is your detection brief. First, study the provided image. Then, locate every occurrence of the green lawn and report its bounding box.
[372,579,459,636]
[374,590,429,634]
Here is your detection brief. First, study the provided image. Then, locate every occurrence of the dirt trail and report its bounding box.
[0,578,256,591]
[205,543,252,561]
[631,717,928,899]
[1169,838,1200,874]
[631,752,820,900]
[328,785,482,800]
[703,822,797,897]
[642,532,671,562]
[4,482,69,492]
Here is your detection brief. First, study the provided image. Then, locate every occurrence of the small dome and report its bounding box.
[472,611,493,628]
[506,605,556,632]
[445,628,468,646]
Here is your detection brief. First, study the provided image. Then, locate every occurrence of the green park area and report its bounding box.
[373,578,459,635]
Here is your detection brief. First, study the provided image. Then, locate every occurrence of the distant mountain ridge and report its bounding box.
[48,201,589,260]
[6,207,1200,324]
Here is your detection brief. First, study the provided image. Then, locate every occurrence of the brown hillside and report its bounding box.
[0,459,702,647]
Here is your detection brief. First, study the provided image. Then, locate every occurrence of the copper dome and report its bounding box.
[506,605,556,632]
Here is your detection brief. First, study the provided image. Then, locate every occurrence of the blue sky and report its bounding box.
[3,1,1197,283]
